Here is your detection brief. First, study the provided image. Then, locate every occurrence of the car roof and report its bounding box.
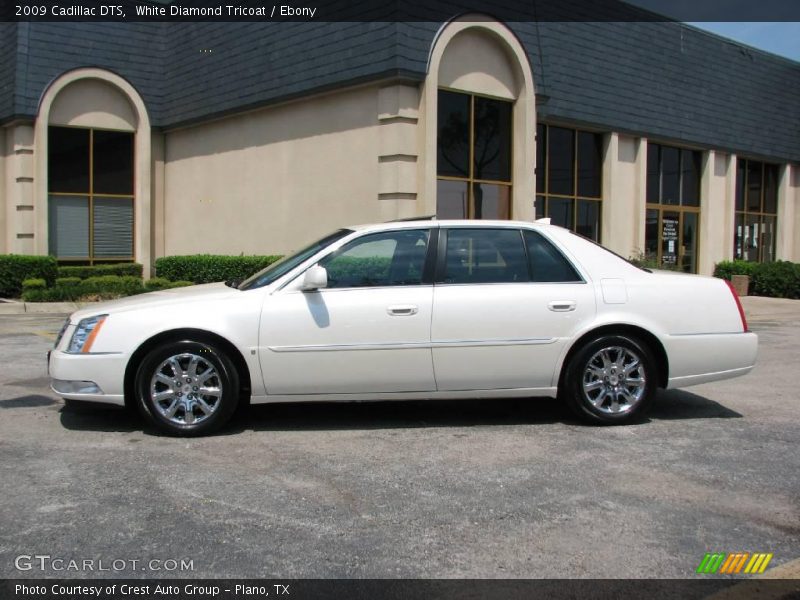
[349,219,552,233]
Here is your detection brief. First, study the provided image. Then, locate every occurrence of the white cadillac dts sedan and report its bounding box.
[49,220,757,436]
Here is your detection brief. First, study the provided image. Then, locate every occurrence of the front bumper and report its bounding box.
[48,349,127,406]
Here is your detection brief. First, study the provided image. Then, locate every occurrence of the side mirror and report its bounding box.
[301,265,328,291]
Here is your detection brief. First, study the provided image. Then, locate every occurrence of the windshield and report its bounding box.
[238,229,353,290]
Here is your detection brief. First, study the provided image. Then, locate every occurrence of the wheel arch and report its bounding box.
[123,328,252,410]
[557,324,669,392]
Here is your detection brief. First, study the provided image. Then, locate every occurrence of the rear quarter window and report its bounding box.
[523,230,583,283]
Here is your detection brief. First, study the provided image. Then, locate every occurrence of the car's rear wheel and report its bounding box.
[562,334,656,424]
[135,340,239,436]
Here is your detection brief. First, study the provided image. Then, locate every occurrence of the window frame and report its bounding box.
[436,88,513,220]
[312,228,437,290]
[434,227,585,286]
[536,124,604,242]
[48,125,135,264]
[644,142,702,273]
[734,158,779,263]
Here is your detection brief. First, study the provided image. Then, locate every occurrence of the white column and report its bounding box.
[601,132,644,258]
[775,163,795,261]
[3,124,37,255]
[699,150,735,275]
[0,126,5,253]
[793,166,800,262]
[377,84,420,221]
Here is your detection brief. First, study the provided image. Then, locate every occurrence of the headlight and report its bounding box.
[67,315,108,354]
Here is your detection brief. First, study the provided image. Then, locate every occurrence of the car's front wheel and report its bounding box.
[135,340,239,436]
[562,334,656,424]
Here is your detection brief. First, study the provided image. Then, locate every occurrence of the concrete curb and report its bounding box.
[0,301,96,315]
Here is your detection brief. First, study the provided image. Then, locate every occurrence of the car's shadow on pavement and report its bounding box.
[51,388,742,435]
[649,389,743,420]
[56,400,146,434]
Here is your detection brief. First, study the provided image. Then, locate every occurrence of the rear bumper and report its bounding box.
[665,331,758,389]
[48,350,127,406]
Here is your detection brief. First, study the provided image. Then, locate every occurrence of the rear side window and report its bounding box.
[523,230,582,283]
[443,229,529,284]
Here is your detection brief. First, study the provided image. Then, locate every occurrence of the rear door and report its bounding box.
[431,227,596,391]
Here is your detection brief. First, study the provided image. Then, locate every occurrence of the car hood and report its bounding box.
[69,282,242,322]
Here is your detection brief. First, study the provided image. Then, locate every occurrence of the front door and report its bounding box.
[259,228,436,395]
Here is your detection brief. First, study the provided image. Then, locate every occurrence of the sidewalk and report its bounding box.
[739,295,800,321]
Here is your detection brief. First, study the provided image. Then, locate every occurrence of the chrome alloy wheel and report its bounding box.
[581,346,646,415]
[149,353,222,426]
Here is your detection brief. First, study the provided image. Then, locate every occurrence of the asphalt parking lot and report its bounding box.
[0,297,798,579]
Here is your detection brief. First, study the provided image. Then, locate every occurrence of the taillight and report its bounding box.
[724,280,749,332]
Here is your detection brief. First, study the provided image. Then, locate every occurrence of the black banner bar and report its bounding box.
[3,0,800,22]
[6,579,800,600]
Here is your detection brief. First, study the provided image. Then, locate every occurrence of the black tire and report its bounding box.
[135,340,239,436]
[561,334,656,425]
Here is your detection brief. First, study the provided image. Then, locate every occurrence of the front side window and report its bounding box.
[734,159,778,263]
[437,90,512,220]
[319,229,430,288]
[48,126,134,263]
[441,229,528,284]
[645,143,702,272]
[536,124,603,242]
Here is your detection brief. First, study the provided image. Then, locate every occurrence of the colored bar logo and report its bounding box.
[696,552,773,574]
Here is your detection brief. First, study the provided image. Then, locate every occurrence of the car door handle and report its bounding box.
[548,300,576,312]
[387,305,419,316]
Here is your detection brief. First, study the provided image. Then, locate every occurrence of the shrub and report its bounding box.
[55,276,82,288]
[143,277,172,291]
[0,255,58,298]
[22,278,47,292]
[713,260,758,281]
[750,261,800,299]
[57,263,143,279]
[79,275,144,299]
[22,287,78,302]
[154,255,282,284]
[167,280,194,289]
[143,278,193,291]
[628,251,680,271]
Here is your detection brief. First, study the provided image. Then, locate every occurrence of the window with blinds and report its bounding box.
[48,127,134,263]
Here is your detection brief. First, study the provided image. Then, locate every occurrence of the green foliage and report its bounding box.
[143,277,172,291]
[750,261,800,299]
[144,278,194,291]
[154,255,282,284]
[22,287,78,302]
[55,277,82,288]
[713,260,758,281]
[57,263,143,279]
[628,251,681,271]
[325,256,393,286]
[79,275,144,298]
[0,255,58,298]
[22,278,47,291]
[713,260,800,299]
